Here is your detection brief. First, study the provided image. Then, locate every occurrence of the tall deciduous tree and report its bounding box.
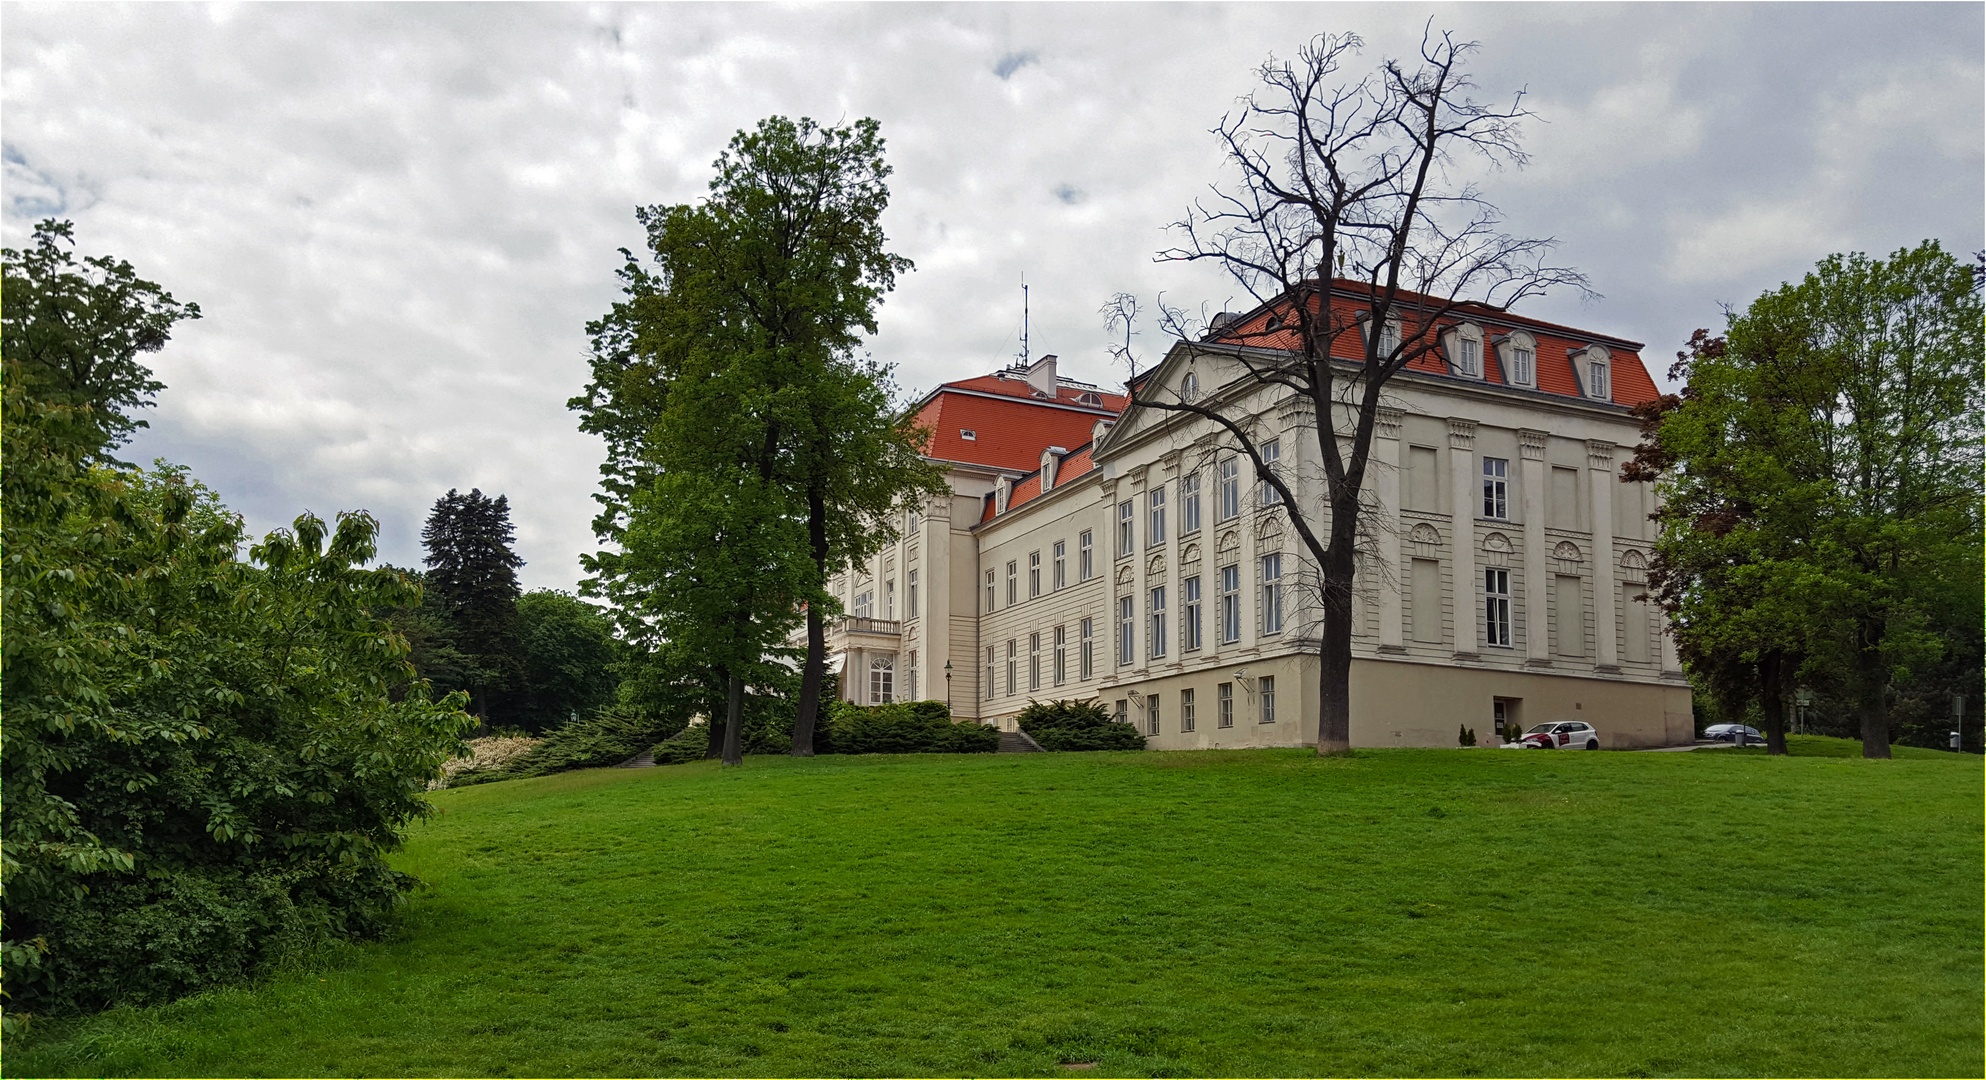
[574,116,940,762]
[420,488,526,722]
[1115,32,1583,753]
[1634,242,1983,758]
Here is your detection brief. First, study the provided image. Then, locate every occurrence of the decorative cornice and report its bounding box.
[1375,408,1404,440]
[1447,417,1477,450]
[1586,439,1617,467]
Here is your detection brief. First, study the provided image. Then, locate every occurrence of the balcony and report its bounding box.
[840,617,902,637]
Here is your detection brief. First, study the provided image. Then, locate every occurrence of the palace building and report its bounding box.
[820,282,1695,749]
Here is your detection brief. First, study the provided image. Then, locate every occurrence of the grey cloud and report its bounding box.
[5,3,1978,591]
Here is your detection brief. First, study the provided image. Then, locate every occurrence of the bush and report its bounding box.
[819,700,1001,755]
[460,703,682,784]
[1016,699,1149,751]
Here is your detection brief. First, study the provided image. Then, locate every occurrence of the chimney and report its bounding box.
[1025,354,1059,397]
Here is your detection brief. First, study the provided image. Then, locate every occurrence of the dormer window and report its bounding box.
[1496,330,1539,390]
[1078,392,1103,406]
[1570,344,1612,401]
[1379,319,1401,359]
[1445,322,1486,379]
[960,429,977,441]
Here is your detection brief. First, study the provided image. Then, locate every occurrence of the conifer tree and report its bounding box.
[420,488,526,721]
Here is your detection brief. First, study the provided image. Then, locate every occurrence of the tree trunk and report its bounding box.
[793,489,830,756]
[723,671,746,766]
[1759,651,1789,756]
[1314,525,1358,755]
[1856,617,1891,759]
[704,710,723,759]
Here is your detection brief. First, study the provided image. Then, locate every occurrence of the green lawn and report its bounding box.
[10,743,1981,1077]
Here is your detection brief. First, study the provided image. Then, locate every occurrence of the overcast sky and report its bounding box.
[5,2,1980,592]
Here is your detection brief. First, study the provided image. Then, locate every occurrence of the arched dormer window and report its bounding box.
[1444,322,1486,379]
[1570,344,1612,401]
[1496,330,1538,390]
[1078,391,1103,406]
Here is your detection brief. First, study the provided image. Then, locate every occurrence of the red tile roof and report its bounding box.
[1210,279,1661,407]
[979,440,1101,522]
[910,375,1125,473]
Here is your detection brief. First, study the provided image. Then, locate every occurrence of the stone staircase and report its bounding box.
[998,729,1045,753]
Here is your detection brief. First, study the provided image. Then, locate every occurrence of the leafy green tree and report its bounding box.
[420,488,526,722]
[1635,243,1982,758]
[2,225,473,1015]
[513,589,620,734]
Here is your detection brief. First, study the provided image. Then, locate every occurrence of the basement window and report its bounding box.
[960,429,977,440]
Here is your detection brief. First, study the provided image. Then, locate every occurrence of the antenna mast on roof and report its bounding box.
[1018,273,1029,370]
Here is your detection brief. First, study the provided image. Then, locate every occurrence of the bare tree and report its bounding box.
[1113,30,1585,754]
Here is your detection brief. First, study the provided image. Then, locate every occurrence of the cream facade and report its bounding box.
[822,331,1693,750]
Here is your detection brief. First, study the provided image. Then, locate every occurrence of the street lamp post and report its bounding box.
[944,661,953,712]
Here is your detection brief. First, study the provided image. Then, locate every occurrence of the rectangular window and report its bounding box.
[1261,553,1283,634]
[907,569,918,619]
[1006,561,1018,606]
[1220,564,1242,643]
[1006,639,1017,696]
[1148,486,1167,546]
[1053,625,1067,685]
[1053,540,1067,590]
[1259,674,1277,724]
[1218,682,1234,728]
[906,506,919,533]
[1029,632,1042,691]
[1483,457,1509,519]
[985,646,996,701]
[1029,551,1042,598]
[1218,458,1240,520]
[1183,575,1203,652]
[1411,557,1442,644]
[985,569,996,612]
[1115,699,1129,726]
[1510,347,1534,387]
[1147,693,1161,736]
[1149,586,1168,658]
[1079,530,1094,581]
[1180,472,1202,534]
[884,579,896,620]
[1379,320,1400,358]
[854,590,872,619]
[1117,501,1135,556]
[870,655,894,704]
[1180,687,1197,732]
[1458,336,1480,377]
[1118,594,1135,666]
[1260,440,1282,505]
[1591,362,1611,399]
[905,651,916,700]
[1080,618,1095,679]
[1485,568,1511,648]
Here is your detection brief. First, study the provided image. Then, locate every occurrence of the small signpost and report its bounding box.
[1952,693,1965,753]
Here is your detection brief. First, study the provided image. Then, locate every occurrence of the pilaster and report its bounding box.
[1373,408,1405,651]
[1519,429,1550,666]
[1447,418,1478,656]
[1587,440,1619,670]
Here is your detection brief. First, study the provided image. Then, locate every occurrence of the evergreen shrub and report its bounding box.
[1015,699,1148,751]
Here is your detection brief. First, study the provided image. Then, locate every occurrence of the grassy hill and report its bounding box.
[10,742,1980,1077]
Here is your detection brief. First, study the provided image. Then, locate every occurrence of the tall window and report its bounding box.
[1052,540,1067,590]
[1028,632,1042,691]
[1218,682,1234,728]
[1180,687,1197,733]
[1483,457,1509,519]
[1183,575,1203,652]
[1079,530,1094,581]
[1148,486,1167,546]
[1006,560,1018,605]
[1006,639,1017,696]
[1260,439,1282,505]
[1218,458,1240,520]
[1080,618,1095,679]
[854,590,872,619]
[1115,700,1129,725]
[1457,336,1481,377]
[1509,346,1535,387]
[907,570,918,619]
[985,647,995,701]
[1053,625,1067,685]
[1379,319,1401,359]
[1147,693,1161,736]
[906,506,918,533]
[870,654,894,704]
[1117,501,1134,556]
[1485,568,1512,648]
[1261,553,1284,634]
[985,570,995,612]
[1220,564,1242,643]
[905,651,916,700]
[1180,471,1202,534]
[1590,360,1611,399]
[1259,674,1277,724]
[1118,595,1134,666]
[1028,551,1042,598]
[1149,586,1168,658]
[884,579,896,620]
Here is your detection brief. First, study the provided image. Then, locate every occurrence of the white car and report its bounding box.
[1518,721,1601,750]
